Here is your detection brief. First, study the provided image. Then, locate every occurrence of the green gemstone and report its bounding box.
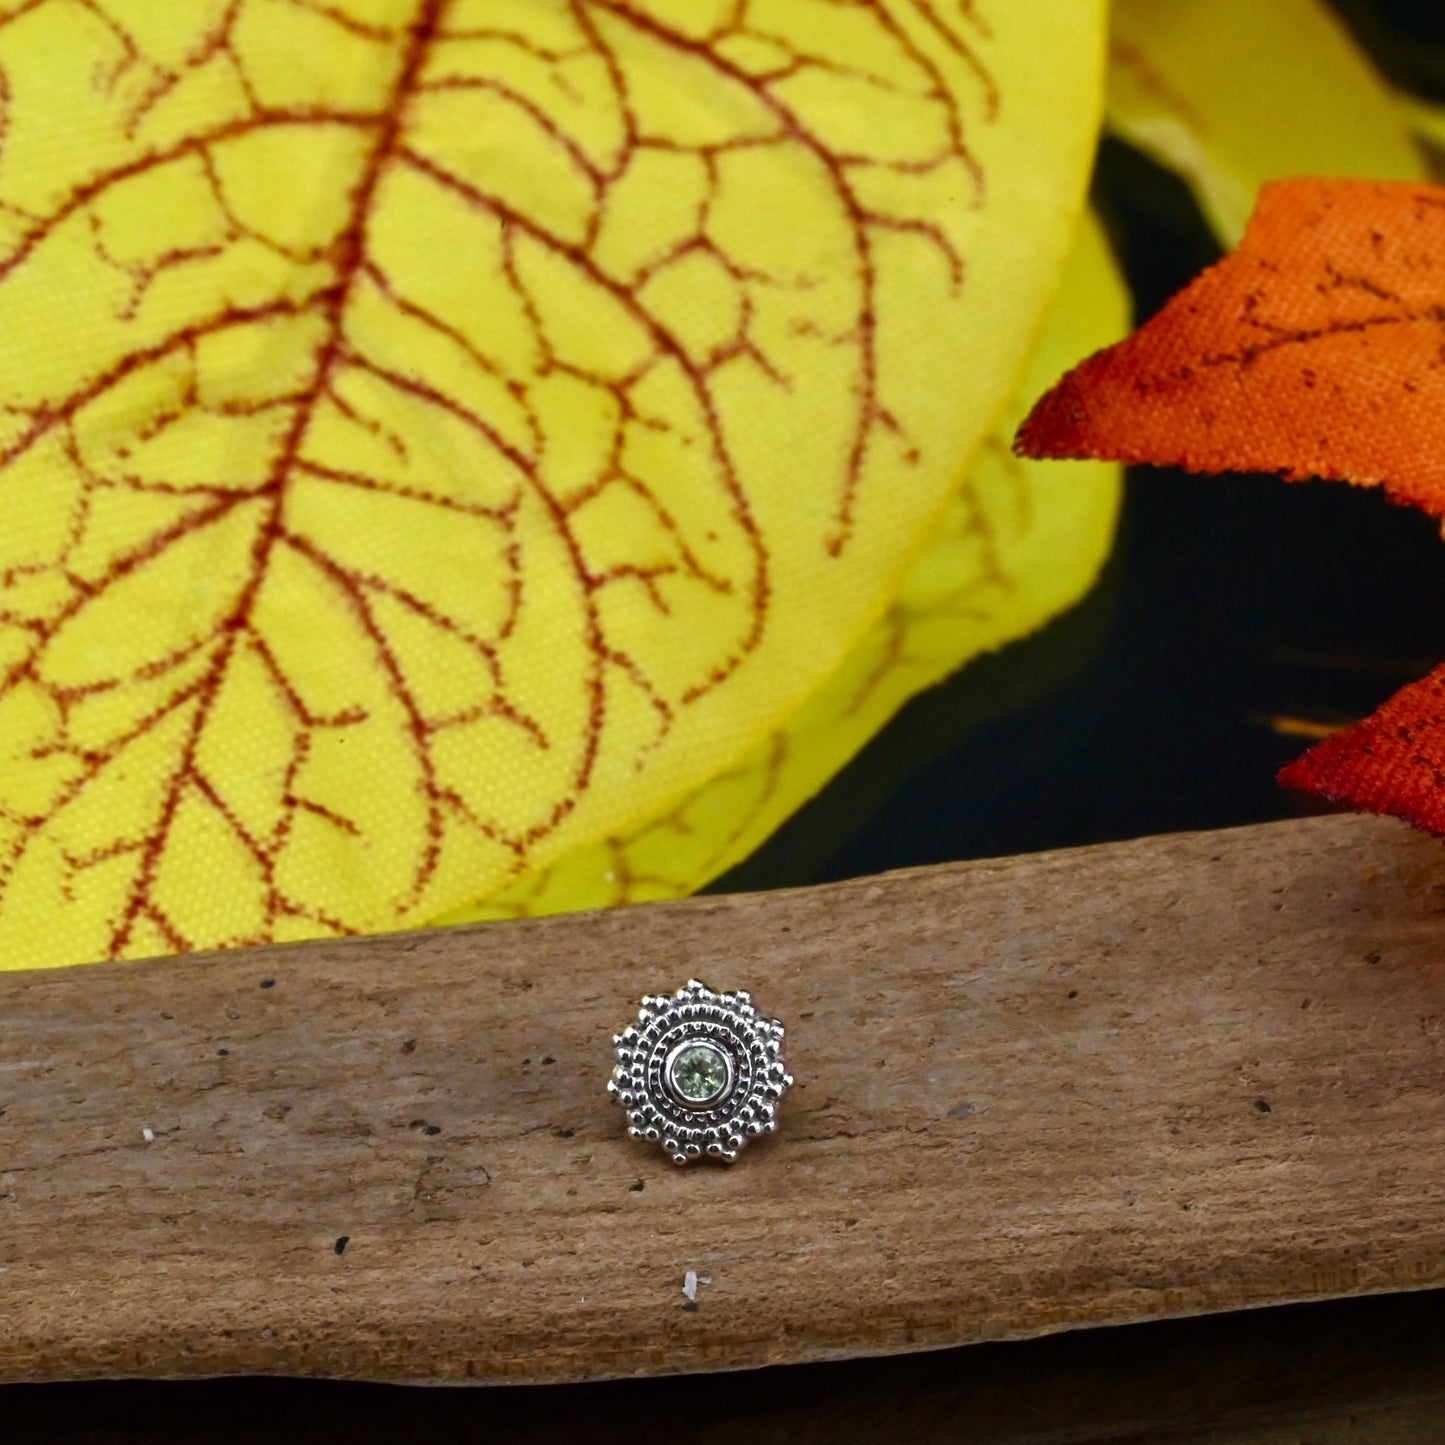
[669,1042,729,1104]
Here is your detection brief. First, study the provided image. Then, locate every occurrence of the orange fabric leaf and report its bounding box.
[1017,178,1445,516]
[1275,664,1445,830]
[1015,177,1445,833]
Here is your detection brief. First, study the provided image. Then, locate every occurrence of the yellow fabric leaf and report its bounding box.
[1401,91,1445,163]
[0,0,1105,968]
[1107,0,1429,246]
[445,211,1128,921]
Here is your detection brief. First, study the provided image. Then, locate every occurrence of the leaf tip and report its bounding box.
[1276,748,1330,800]
[1276,670,1445,838]
[1014,371,1096,460]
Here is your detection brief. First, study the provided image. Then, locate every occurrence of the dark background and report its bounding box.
[15,2,1445,1439]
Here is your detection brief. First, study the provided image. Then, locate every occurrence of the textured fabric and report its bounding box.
[0,0,1106,968]
[445,212,1128,922]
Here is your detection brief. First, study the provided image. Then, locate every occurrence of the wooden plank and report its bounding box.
[1,810,1444,1385]
[12,1289,1445,1442]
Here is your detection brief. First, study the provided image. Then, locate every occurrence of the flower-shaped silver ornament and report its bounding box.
[609,979,793,1165]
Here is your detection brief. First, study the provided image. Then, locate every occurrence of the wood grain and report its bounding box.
[2,810,1445,1386]
[14,1290,1445,1444]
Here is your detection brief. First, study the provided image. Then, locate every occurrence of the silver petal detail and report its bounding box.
[609,979,793,1166]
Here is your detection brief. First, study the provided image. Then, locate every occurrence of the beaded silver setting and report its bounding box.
[609,979,792,1165]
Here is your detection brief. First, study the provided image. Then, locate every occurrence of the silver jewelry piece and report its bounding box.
[609,978,793,1165]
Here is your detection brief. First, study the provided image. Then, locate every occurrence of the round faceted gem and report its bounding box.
[667,1041,730,1107]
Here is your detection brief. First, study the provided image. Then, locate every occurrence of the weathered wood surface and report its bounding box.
[2,810,1445,1385]
[13,1288,1445,1443]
